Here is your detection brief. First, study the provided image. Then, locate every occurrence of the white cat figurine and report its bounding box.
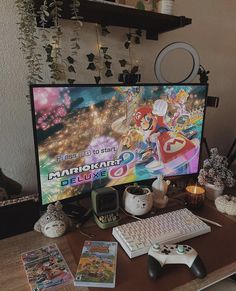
[152,175,170,209]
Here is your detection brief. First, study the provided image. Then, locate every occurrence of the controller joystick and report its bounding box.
[147,243,207,279]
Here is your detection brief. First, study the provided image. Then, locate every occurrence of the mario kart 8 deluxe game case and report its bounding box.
[74,240,118,288]
[21,243,73,291]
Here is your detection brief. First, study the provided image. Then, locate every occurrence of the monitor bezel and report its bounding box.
[30,83,208,208]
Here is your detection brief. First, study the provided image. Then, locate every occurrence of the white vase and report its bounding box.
[204,183,224,201]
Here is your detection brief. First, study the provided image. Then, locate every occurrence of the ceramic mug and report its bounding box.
[123,186,153,216]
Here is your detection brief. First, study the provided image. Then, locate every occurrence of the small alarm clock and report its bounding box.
[91,187,120,229]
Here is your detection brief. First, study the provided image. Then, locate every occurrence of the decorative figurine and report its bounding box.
[34,201,71,238]
[152,175,170,208]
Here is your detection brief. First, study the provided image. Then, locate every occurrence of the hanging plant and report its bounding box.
[86,25,113,84]
[118,62,141,85]
[86,46,113,84]
[38,0,50,27]
[37,0,82,83]
[45,0,66,82]
[100,46,113,78]
[86,52,100,84]
[37,0,51,84]
[119,29,142,85]
[68,0,82,84]
[15,0,43,84]
[124,29,142,49]
[66,55,76,84]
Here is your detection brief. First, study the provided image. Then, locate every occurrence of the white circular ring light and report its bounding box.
[154,42,200,83]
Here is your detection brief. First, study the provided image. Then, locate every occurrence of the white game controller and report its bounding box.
[148,243,206,279]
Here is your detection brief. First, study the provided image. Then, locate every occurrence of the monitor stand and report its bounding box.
[62,201,88,221]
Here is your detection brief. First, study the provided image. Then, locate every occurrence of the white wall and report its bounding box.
[0,0,236,194]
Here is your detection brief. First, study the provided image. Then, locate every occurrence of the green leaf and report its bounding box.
[101,26,110,36]
[124,41,130,49]
[68,65,76,73]
[105,69,113,77]
[87,53,95,62]
[126,33,132,40]
[105,61,111,69]
[131,66,139,74]
[44,10,50,17]
[67,56,74,64]
[94,76,101,84]
[68,78,75,84]
[46,56,53,62]
[136,29,142,37]
[100,47,108,53]
[87,63,96,71]
[119,59,127,67]
[104,54,112,60]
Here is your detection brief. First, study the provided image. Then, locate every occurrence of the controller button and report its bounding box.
[177,245,185,254]
[153,243,160,250]
[162,249,170,255]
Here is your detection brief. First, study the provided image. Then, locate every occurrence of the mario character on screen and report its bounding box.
[133,99,197,171]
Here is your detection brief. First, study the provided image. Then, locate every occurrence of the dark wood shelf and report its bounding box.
[35,0,192,40]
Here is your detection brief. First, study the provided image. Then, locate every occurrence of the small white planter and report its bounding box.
[158,0,175,15]
[204,183,224,201]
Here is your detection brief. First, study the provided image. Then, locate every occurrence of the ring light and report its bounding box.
[154,42,200,83]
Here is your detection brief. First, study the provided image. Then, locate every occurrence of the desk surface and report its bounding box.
[1,200,236,291]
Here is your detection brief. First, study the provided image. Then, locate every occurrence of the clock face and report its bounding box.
[97,192,118,215]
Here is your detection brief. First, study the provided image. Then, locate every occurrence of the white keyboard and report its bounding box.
[112,208,211,258]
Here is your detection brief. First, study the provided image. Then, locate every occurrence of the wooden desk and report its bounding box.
[1,202,236,291]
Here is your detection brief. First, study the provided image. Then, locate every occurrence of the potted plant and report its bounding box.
[198,148,235,200]
[123,184,153,216]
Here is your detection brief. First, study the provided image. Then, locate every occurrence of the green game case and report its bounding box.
[74,240,118,288]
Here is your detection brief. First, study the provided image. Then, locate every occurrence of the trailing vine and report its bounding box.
[16,1,143,86]
[67,0,83,84]
[47,0,65,82]
[86,24,113,84]
[119,29,142,84]
[15,0,43,84]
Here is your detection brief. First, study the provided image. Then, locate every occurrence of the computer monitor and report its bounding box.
[30,84,208,207]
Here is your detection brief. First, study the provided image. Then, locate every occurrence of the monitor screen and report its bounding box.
[30,84,208,206]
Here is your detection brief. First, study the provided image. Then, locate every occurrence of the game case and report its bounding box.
[74,241,118,288]
[21,243,74,291]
